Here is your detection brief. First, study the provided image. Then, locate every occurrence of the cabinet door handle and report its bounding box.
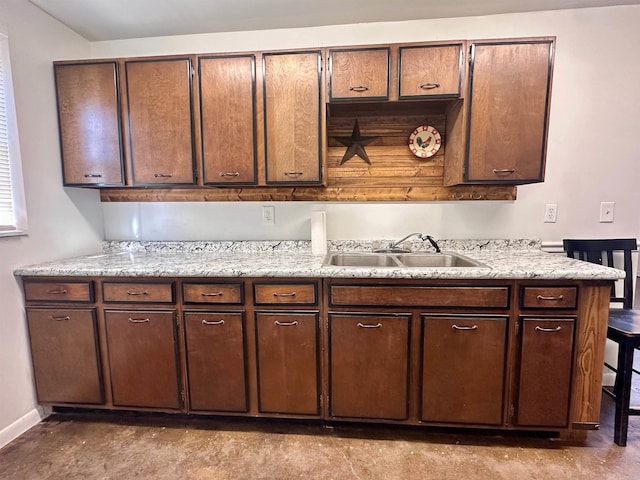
[452,324,478,331]
[273,292,296,297]
[274,320,298,326]
[492,169,516,175]
[83,173,103,178]
[154,173,173,178]
[536,294,564,301]
[283,171,304,177]
[50,315,71,321]
[202,319,225,326]
[127,290,149,296]
[201,291,223,297]
[357,322,382,329]
[419,82,440,89]
[535,325,562,333]
[128,318,150,323]
[219,172,240,177]
[349,85,369,92]
[47,288,68,295]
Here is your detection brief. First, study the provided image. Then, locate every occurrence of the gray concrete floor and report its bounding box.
[0,393,639,480]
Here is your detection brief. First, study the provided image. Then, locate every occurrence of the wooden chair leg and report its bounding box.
[613,338,635,446]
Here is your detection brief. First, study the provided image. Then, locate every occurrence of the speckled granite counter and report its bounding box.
[14,239,625,280]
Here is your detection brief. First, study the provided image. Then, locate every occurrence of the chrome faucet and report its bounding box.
[380,233,441,253]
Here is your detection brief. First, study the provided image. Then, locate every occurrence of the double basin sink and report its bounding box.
[323,251,487,268]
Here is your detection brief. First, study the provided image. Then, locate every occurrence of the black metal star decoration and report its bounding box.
[334,119,378,165]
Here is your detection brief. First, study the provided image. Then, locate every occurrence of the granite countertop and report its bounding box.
[13,239,626,281]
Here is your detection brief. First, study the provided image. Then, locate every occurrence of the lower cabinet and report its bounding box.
[184,311,248,412]
[255,311,320,415]
[329,313,410,420]
[105,310,181,409]
[421,315,507,425]
[26,307,103,404]
[515,317,575,427]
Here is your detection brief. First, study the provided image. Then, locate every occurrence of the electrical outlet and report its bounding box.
[544,203,557,223]
[262,206,275,226]
[600,202,615,223]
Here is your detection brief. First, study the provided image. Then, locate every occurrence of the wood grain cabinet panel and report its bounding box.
[102,282,174,303]
[399,44,463,98]
[105,310,181,409]
[125,58,195,185]
[329,48,390,101]
[199,55,257,185]
[255,312,320,415]
[26,308,103,404]
[184,311,248,412]
[465,40,554,184]
[329,313,410,420]
[183,282,243,304]
[254,282,317,305]
[54,62,124,186]
[24,280,93,303]
[422,316,507,425]
[521,286,578,309]
[263,51,323,184]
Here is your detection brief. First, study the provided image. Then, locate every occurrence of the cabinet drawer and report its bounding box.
[183,283,243,304]
[253,283,318,305]
[24,280,93,302]
[329,47,390,101]
[330,285,509,308]
[521,287,577,309]
[102,282,174,303]
[399,44,463,99]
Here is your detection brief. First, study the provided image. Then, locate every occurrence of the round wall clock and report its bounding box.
[408,125,442,159]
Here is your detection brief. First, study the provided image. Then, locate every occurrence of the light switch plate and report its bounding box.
[600,202,615,223]
[262,206,275,226]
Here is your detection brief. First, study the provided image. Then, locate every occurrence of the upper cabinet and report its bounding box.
[125,57,196,186]
[198,55,257,185]
[329,47,390,101]
[398,44,463,99]
[263,51,323,184]
[54,62,124,186]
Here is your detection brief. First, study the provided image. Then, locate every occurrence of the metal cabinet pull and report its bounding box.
[83,173,102,178]
[349,85,369,92]
[128,318,150,323]
[535,325,562,332]
[127,290,149,296]
[201,291,223,297]
[419,82,440,89]
[452,324,478,331]
[50,315,70,321]
[536,294,564,301]
[202,319,225,326]
[357,322,382,329]
[274,320,298,326]
[219,172,240,177]
[47,289,68,295]
[283,171,304,176]
[492,168,516,175]
[154,173,173,178]
[273,292,296,297]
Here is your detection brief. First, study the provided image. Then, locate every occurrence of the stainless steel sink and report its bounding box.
[323,252,487,268]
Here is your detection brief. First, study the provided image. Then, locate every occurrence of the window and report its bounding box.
[0,32,27,236]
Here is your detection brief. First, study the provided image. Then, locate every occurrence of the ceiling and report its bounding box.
[27,0,640,41]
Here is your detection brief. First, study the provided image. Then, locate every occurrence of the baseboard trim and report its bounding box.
[0,406,49,450]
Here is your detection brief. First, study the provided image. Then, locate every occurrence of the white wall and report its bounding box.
[94,6,640,244]
[0,0,102,448]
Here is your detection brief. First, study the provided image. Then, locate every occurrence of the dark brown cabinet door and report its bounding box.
[125,58,195,185]
[105,310,180,409]
[465,40,553,184]
[54,62,123,186]
[199,55,257,185]
[184,311,248,412]
[399,44,463,99]
[263,51,322,184]
[26,308,103,404]
[329,48,390,101]
[329,313,410,420]
[422,316,507,425]
[516,317,575,427]
[255,312,319,415]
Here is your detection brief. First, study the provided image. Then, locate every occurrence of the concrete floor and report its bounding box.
[0,393,639,480]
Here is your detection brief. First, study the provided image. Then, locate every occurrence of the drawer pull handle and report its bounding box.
[283,171,304,177]
[154,173,173,178]
[452,324,478,331]
[201,291,223,297]
[492,168,516,175]
[128,318,150,323]
[202,319,225,326]
[274,320,298,326]
[127,290,149,296]
[47,289,68,295]
[50,315,70,321]
[419,82,440,89]
[273,292,296,297]
[83,173,102,178]
[536,294,564,301]
[357,322,382,329]
[219,172,240,177]
[535,325,562,333]
[349,85,369,92]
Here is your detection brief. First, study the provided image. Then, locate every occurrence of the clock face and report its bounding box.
[408,125,442,159]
